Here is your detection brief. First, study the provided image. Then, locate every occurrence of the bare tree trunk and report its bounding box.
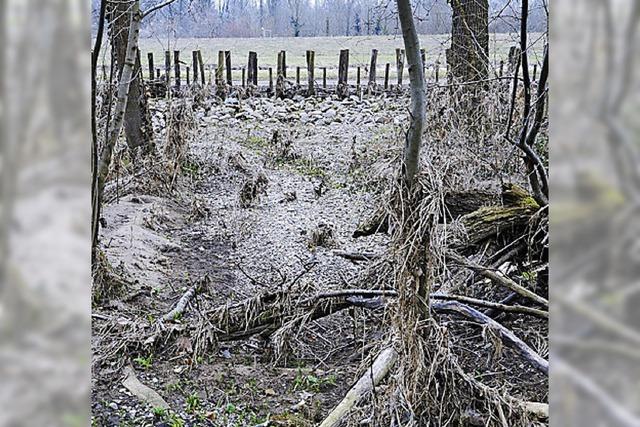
[92,0,142,253]
[447,0,489,83]
[108,0,152,154]
[396,0,425,187]
[91,0,107,264]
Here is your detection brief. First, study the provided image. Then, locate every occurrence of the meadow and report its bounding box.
[97,33,546,83]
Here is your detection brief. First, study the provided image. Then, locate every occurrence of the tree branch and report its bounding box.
[141,0,178,19]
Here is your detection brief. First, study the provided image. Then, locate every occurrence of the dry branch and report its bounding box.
[319,347,398,427]
[433,300,548,375]
[162,285,197,322]
[447,251,548,307]
[434,293,548,318]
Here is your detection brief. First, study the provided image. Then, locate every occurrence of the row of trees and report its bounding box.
[92,0,547,39]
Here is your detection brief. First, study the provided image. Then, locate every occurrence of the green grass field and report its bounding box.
[97,33,546,83]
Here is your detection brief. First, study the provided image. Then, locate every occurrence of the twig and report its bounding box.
[141,0,179,18]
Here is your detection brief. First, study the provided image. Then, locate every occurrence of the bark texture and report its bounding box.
[396,0,425,186]
[447,0,489,83]
[108,0,152,153]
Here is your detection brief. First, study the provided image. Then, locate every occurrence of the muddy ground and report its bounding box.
[91,91,547,426]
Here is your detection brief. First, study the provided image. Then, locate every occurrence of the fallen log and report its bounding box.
[213,288,547,342]
[432,300,548,375]
[353,186,541,250]
[458,204,538,248]
[213,293,354,341]
[319,347,398,427]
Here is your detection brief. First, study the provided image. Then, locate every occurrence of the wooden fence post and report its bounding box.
[192,51,199,85]
[174,50,181,88]
[156,68,160,79]
[369,49,378,87]
[269,67,273,92]
[242,67,246,87]
[186,66,190,86]
[435,61,439,83]
[296,66,301,86]
[216,50,224,85]
[306,50,315,95]
[280,50,287,78]
[356,66,361,92]
[197,50,205,85]
[277,51,285,78]
[499,60,504,78]
[322,67,327,89]
[337,49,349,97]
[147,52,154,80]
[225,51,232,85]
[384,63,390,90]
[164,50,171,84]
[248,51,258,85]
[396,48,404,86]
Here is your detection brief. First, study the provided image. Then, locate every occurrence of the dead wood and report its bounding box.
[434,293,548,318]
[353,186,531,240]
[162,284,197,322]
[352,207,389,238]
[432,300,548,375]
[458,204,539,248]
[319,347,398,427]
[212,290,355,341]
[446,251,549,307]
[122,365,169,409]
[211,285,546,346]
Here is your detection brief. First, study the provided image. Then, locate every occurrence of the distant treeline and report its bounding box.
[92,0,547,39]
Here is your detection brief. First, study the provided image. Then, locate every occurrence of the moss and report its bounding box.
[501,183,539,209]
[270,412,313,427]
[276,156,326,179]
[242,135,269,151]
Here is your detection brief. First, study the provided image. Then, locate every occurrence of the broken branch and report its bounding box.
[319,347,398,427]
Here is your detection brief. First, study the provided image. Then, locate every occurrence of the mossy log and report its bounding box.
[459,204,539,248]
[354,185,539,245]
[353,188,498,238]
